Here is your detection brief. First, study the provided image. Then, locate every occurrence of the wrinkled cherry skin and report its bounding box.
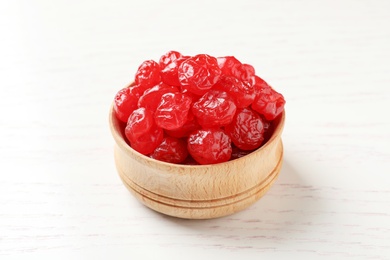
[155,92,193,130]
[178,54,222,95]
[125,107,154,141]
[159,51,187,87]
[134,60,161,91]
[214,75,255,108]
[225,107,265,150]
[187,129,232,165]
[252,76,285,120]
[217,56,255,83]
[150,136,188,163]
[138,83,179,112]
[252,75,270,95]
[114,86,140,123]
[240,64,255,83]
[128,125,164,155]
[217,56,240,75]
[159,51,182,67]
[192,90,237,127]
[165,111,200,138]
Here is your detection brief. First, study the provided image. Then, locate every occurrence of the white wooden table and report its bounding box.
[1,0,389,259]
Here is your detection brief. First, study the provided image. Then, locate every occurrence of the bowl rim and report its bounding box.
[109,85,285,169]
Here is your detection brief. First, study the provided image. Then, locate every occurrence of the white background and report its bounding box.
[1,0,389,259]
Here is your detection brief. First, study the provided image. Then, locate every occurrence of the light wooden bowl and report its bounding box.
[109,98,285,219]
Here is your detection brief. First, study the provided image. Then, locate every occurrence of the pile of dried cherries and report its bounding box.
[113,51,285,165]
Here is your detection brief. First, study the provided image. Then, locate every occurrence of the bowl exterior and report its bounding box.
[110,104,285,219]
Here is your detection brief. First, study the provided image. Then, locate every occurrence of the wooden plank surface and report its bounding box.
[0,0,389,259]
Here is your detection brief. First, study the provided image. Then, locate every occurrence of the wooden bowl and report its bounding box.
[109,99,285,219]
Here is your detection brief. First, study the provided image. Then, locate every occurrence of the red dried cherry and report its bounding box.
[252,76,285,120]
[252,75,270,95]
[125,107,154,141]
[187,129,232,165]
[217,56,255,83]
[240,64,255,83]
[155,92,192,130]
[192,90,237,127]
[134,60,161,90]
[150,137,188,163]
[114,87,140,123]
[214,75,255,108]
[159,51,182,67]
[217,56,240,75]
[138,83,179,112]
[178,54,221,95]
[128,125,164,155]
[159,51,188,87]
[165,112,200,138]
[225,107,265,150]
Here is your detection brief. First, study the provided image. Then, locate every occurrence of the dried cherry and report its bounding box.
[113,51,285,164]
[178,54,221,95]
[217,56,255,83]
[134,60,161,90]
[150,137,188,163]
[138,83,179,112]
[214,75,255,108]
[192,90,237,127]
[127,125,164,155]
[125,107,154,141]
[159,51,188,87]
[114,86,140,123]
[252,76,285,120]
[187,129,232,164]
[225,107,265,150]
[155,92,193,130]
[165,112,200,138]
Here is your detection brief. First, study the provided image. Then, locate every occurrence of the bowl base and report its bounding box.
[115,140,283,219]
